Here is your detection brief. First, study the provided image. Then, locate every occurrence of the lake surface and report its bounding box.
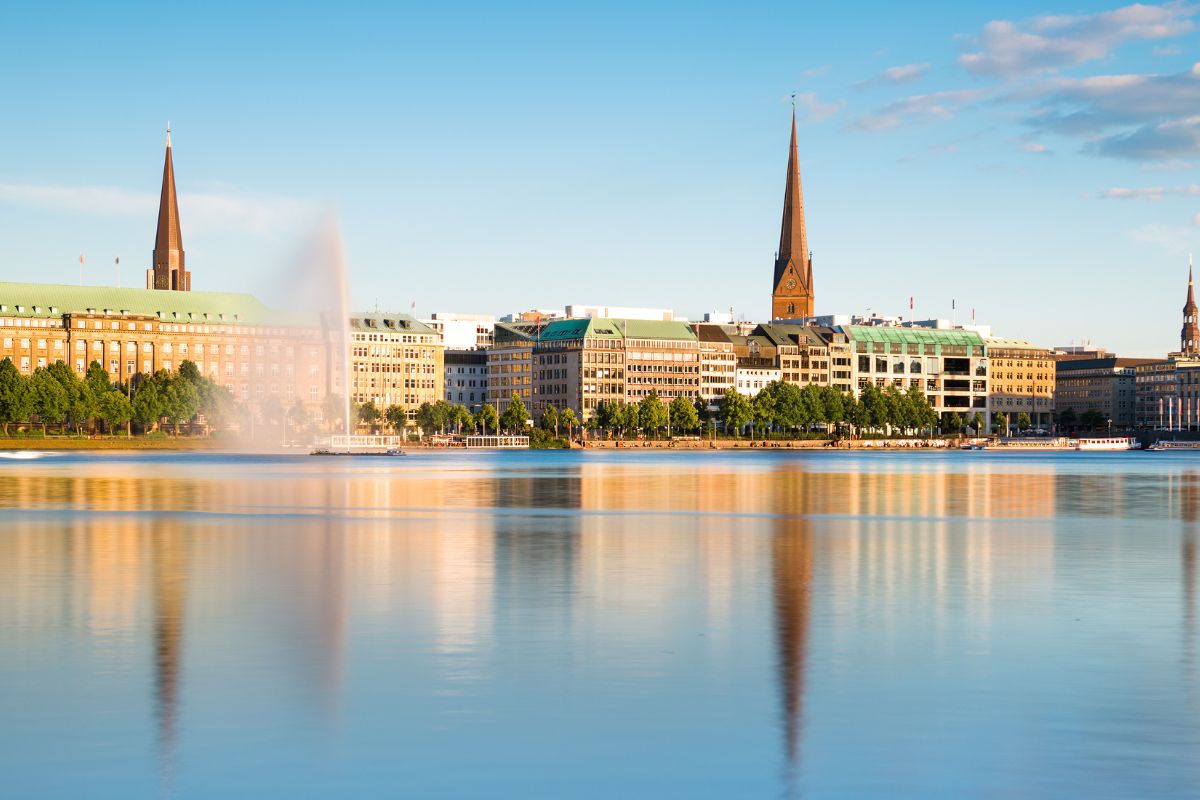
[2,449,1200,798]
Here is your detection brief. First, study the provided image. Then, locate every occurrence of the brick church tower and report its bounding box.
[771,111,814,321]
[1183,255,1198,356]
[147,127,191,291]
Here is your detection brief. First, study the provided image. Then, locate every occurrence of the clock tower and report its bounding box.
[771,111,813,320]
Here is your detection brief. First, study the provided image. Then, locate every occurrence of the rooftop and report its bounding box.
[842,325,983,347]
[0,281,312,326]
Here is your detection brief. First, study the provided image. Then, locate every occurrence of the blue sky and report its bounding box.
[1,1,1198,355]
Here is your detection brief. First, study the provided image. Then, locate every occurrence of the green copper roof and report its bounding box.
[0,281,313,326]
[842,325,983,347]
[538,318,696,342]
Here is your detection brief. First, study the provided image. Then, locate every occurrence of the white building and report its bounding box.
[421,312,494,350]
[564,305,679,322]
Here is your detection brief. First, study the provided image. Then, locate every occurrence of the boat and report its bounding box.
[959,443,986,451]
[311,447,406,457]
[1148,440,1200,451]
[1072,437,1141,451]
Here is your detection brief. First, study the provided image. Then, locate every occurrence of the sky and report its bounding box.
[0,0,1198,356]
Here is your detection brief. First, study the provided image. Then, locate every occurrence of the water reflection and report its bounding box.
[2,452,1200,797]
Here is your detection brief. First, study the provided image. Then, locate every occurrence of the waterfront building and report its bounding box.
[487,322,538,412]
[735,357,781,396]
[983,338,1056,430]
[771,112,815,321]
[1133,262,1200,429]
[1055,356,1151,430]
[756,324,840,389]
[523,318,699,419]
[694,325,737,403]
[444,349,488,411]
[1182,258,1199,357]
[0,282,330,408]
[146,128,191,292]
[843,326,989,419]
[421,312,494,350]
[348,313,443,414]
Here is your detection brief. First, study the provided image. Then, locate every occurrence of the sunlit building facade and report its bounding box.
[348,313,443,414]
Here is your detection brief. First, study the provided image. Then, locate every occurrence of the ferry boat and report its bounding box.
[1148,440,1200,452]
[1072,437,1141,451]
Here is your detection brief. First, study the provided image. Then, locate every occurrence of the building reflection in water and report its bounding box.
[771,491,812,783]
[151,520,186,795]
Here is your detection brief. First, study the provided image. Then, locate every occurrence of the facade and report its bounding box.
[843,326,989,419]
[1183,259,1199,357]
[984,338,1055,429]
[0,282,330,408]
[487,323,537,412]
[694,325,737,403]
[444,349,488,412]
[1055,357,1152,430]
[523,318,699,419]
[771,111,814,321]
[348,313,443,415]
[735,357,781,396]
[147,129,191,292]
[422,313,494,350]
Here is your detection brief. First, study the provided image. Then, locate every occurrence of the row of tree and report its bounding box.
[0,357,235,436]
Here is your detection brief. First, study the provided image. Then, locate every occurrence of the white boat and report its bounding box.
[1148,440,1200,451]
[1072,437,1141,451]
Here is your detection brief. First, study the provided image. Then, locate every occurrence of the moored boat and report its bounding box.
[1072,437,1141,451]
[1148,440,1200,451]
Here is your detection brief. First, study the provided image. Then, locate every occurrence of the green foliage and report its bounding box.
[96,391,133,432]
[971,411,986,435]
[30,368,69,431]
[540,403,559,433]
[452,404,474,433]
[941,411,963,435]
[1080,408,1107,431]
[669,396,700,433]
[1017,412,1032,431]
[384,404,408,432]
[1057,407,1077,428]
[529,427,569,449]
[718,389,752,435]
[638,392,668,435]
[474,403,499,435]
[500,393,530,433]
[0,358,31,435]
[559,407,579,437]
[357,401,381,426]
[992,412,1009,434]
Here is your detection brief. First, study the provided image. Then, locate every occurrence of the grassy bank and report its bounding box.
[0,436,223,451]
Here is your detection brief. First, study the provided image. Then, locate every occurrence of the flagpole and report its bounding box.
[79,254,83,286]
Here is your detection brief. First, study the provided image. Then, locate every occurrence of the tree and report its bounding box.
[1080,408,1106,431]
[131,374,164,432]
[993,412,1009,435]
[96,390,132,436]
[718,389,752,436]
[904,385,937,435]
[859,384,887,431]
[0,358,31,436]
[452,404,474,433]
[751,389,776,436]
[1017,412,1032,432]
[385,404,408,434]
[596,401,619,435]
[941,411,963,436]
[357,401,381,430]
[669,396,699,434]
[639,392,667,436]
[500,393,530,433]
[164,373,201,434]
[540,403,560,435]
[1058,407,1077,430]
[415,402,437,433]
[560,407,579,440]
[970,411,986,435]
[322,393,346,432]
[30,368,68,433]
[474,403,499,435]
[47,360,88,434]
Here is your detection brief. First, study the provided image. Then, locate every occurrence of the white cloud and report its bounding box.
[851,89,988,131]
[792,91,846,124]
[1023,142,1051,154]
[1099,183,1200,200]
[854,63,932,90]
[0,181,317,237]
[960,3,1197,76]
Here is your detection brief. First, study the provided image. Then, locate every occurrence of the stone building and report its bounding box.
[984,338,1056,430]
[347,313,443,416]
[1055,357,1152,430]
[843,326,989,420]
[693,325,736,404]
[487,323,537,413]
[0,282,330,409]
[444,349,488,412]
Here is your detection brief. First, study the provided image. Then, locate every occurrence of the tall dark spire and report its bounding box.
[772,108,813,320]
[1183,255,1197,356]
[149,126,190,291]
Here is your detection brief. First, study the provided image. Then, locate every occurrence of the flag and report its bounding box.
[909,296,914,311]
[952,298,956,310]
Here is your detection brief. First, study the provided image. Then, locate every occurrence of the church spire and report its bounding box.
[772,107,814,320]
[148,124,190,291]
[1182,255,1197,356]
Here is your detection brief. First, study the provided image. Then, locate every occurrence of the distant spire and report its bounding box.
[1183,254,1198,355]
[771,109,814,319]
[150,127,190,291]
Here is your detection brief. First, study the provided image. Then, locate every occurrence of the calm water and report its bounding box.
[2,449,1200,798]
